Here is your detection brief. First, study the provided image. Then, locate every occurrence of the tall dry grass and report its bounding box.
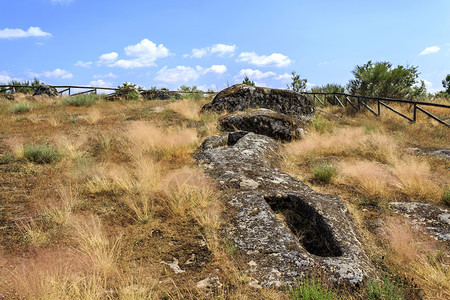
[383,217,450,299]
[167,98,203,121]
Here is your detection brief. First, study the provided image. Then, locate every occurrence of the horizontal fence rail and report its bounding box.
[301,92,449,127]
[0,84,216,96]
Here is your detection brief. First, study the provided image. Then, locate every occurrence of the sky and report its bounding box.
[1,0,449,93]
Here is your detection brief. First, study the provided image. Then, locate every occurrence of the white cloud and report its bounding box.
[235,69,276,81]
[423,79,432,87]
[205,65,227,74]
[187,43,236,58]
[103,39,170,69]
[237,52,291,67]
[98,52,118,64]
[90,80,112,87]
[93,72,117,79]
[0,27,51,39]
[274,73,291,81]
[420,46,440,55]
[31,69,73,79]
[0,74,12,83]
[155,64,227,84]
[155,66,201,83]
[75,60,92,68]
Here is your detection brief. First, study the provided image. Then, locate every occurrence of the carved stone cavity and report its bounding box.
[266,195,342,257]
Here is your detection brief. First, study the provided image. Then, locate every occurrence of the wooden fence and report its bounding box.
[302,92,449,127]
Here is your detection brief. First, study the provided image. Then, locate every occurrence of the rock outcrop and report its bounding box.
[33,85,59,97]
[201,84,315,121]
[141,89,181,100]
[195,132,374,287]
[389,202,450,241]
[219,109,306,141]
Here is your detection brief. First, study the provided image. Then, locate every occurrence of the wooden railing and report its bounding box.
[0,85,216,97]
[302,92,449,127]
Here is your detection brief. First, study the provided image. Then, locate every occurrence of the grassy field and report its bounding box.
[0,93,448,299]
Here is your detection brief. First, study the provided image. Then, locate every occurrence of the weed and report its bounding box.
[11,102,31,113]
[442,188,450,206]
[23,143,61,164]
[16,219,50,248]
[0,154,13,164]
[366,275,404,300]
[312,164,337,183]
[291,278,338,300]
[64,94,99,107]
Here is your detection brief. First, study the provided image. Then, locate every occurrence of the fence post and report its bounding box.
[413,103,417,122]
[377,100,381,116]
[357,97,361,111]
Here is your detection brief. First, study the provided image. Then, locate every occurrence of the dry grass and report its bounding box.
[70,215,121,276]
[167,98,202,121]
[383,217,450,299]
[16,219,50,248]
[337,160,395,197]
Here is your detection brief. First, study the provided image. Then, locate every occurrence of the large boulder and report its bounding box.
[219,108,306,141]
[201,84,315,121]
[33,85,59,97]
[195,132,374,288]
[141,89,181,100]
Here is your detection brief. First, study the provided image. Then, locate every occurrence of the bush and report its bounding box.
[366,275,404,300]
[287,71,307,92]
[312,164,337,183]
[117,82,143,101]
[347,61,426,99]
[442,188,450,206]
[23,143,61,164]
[291,279,337,300]
[9,78,43,94]
[177,85,202,99]
[64,94,99,107]
[11,102,31,114]
[242,76,255,86]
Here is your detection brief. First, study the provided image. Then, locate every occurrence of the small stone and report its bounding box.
[240,179,259,189]
[196,275,222,289]
[160,258,185,274]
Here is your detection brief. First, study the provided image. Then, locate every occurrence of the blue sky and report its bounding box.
[1,0,449,93]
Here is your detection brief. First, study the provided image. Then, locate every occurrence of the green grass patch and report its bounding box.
[442,188,450,206]
[11,102,31,114]
[312,114,333,134]
[366,275,404,300]
[23,143,61,164]
[312,164,337,183]
[291,279,338,300]
[64,94,100,107]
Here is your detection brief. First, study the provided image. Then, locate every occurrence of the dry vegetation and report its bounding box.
[0,93,448,299]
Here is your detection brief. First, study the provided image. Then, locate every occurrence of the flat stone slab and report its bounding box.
[195,132,374,287]
[201,84,315,121]
[389,202,450,241]
[219,108,306,141]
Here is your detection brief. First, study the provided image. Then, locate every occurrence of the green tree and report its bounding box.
[442,74,450,94]
[242,76,255,86]
[347,61,426,99]
[287,71,307,92]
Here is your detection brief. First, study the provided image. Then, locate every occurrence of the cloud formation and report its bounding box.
[31,69,73,79]
[75,60,93,68]
[0,74,12,83]
[0,27,51,39]
[186,43,236,58]
[98,39,170,69]
[237,52,291,67]
[235,69,276,81]
[90,79,112,87]
[420,46,440,55]
[155,64,227,83]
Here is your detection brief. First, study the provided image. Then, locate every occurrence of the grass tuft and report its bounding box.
[312,164,337,183]
[12,102,31,113]
[23,143,61,164]
[64,94,99,107]
[366,275,404,300]
[291,279,338,300]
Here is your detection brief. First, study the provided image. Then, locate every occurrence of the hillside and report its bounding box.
[0,92,448,299]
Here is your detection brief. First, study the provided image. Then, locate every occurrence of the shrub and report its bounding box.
[9,78,43,94]
[178,85,202,99]
[117,82,142,101]
[311,114,333,133]
[242,76,255,86]
[312,164,337,183]
[64,94,99,107]
[11,102,31,113]
[442,188,450,206]
[291,279,337,300]
[287,71,307,92]
[23,143,61,164]
[366,275,404,300]
[347,61,426,99]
